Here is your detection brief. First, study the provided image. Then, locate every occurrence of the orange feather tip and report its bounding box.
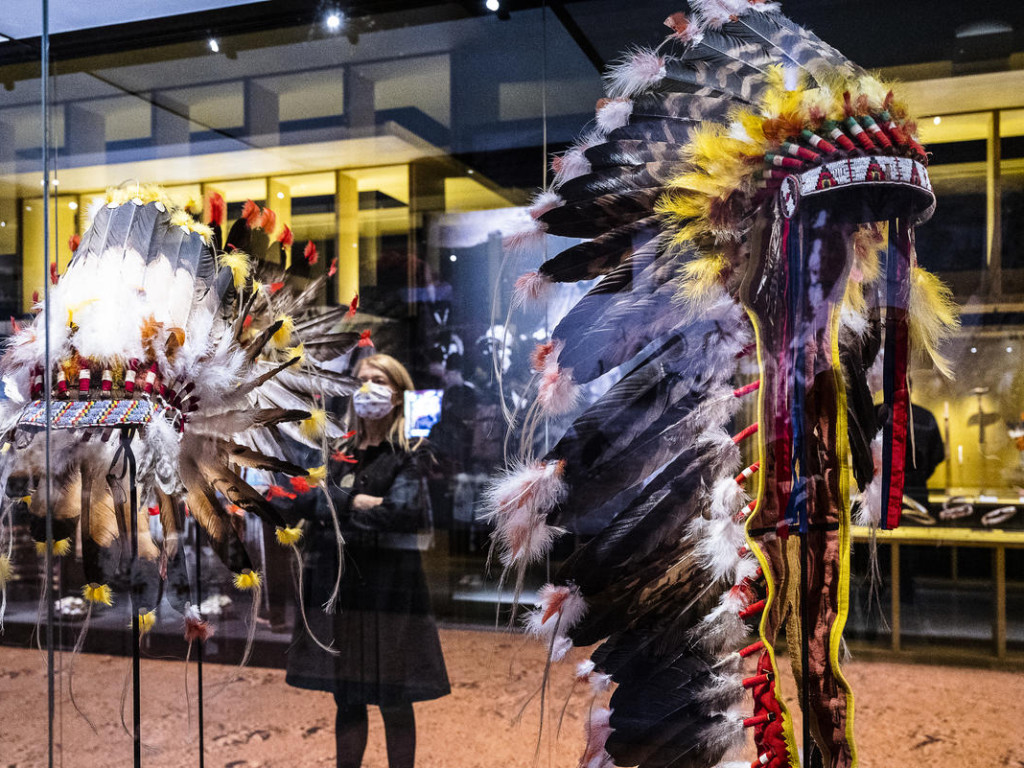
[357,328,373,347]
[259,206,277,234]
[328,257,338,277]
[303,240,319,265]
[68,234,81,252]
[241,199,261,228]
[277,224,294,248]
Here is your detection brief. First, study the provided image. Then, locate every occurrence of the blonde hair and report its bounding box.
[348,353,418,452]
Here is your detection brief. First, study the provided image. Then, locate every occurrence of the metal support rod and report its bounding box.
[994,544,1006,660]
[196,522,205,768]
[890,542,901,653]
[125,431,142,767]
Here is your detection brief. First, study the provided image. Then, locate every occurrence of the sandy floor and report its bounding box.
[1,628,1021,768]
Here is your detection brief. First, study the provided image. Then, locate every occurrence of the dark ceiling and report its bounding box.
[1,0,1023,72]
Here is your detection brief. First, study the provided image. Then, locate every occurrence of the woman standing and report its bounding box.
[286,353,450,768]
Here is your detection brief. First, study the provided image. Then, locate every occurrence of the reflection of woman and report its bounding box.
[286,354,450,768]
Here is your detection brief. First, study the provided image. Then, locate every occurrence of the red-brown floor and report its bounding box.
[1,628,1019,767]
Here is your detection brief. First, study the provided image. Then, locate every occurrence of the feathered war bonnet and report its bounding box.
[490,2,959,768]
[0,183,356,647]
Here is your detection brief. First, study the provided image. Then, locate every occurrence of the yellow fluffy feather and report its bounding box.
[300,408,328,440]
[83,583,114,606]
[219,250,251,289]
[275,526,304,546]
[234,569,261,591]
[908,266,960,379]
[678,253,729,303]
[270,315,295,349]
[138,610,156,634]
[307,465,327,484]
[0,554,11,588]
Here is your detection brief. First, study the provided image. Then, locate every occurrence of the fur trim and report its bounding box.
[595,98,633,133]
[604,47,666,98]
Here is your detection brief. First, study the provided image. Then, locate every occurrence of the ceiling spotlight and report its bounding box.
[485,0,499,10]
[933,116,942,125]
[970,346,977,353]
[449,254,458,262]
[0,221,6,228]
[276,191,285,199]
[208,38,220,53]
[1007,346,1014,353]
[68,201,78,210]
[326,12,342,31]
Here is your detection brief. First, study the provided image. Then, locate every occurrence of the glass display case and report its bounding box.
[1,2,1022,767]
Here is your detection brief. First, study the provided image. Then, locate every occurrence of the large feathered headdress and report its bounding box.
[0,184,357,644]
[489,3,957,767]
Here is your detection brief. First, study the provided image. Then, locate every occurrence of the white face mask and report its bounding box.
[352,381,396,420]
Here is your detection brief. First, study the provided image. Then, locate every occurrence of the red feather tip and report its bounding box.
[184,615,214,643]
[341,430,357,440]
[531,341,556,372]
[345,294,359,317]
[226,504,245,517]
[242,200,261,228]
[10,317,21,334]
[289,476,314,494]
[32,290,39,305]
[68,234,81,252]
[843,91,854,117]
[268,281,285,294]
[243,314,254,328]
[332,450,358,464]
[207,192,225,224]
[49,262,59,285]
[328,257,338,277]
[277,224,294,248]
[357,329,373,347]
[147,506,160,517]
[265,485,297,501]
[259,207,277,234]
[304,240,319,265]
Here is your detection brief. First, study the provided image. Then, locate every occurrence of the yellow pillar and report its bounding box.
[268,178,292,269]
[21,194,77,314]
[335,171,359,306]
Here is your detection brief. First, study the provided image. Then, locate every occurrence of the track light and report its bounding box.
[326,12,342,31]
[485,0,499,10]
[208,38,220,53]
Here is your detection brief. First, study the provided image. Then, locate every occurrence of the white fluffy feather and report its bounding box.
[524,583,587,637]
[604,47,666,98]
[552,145,592,188]
[596,98,633,133]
